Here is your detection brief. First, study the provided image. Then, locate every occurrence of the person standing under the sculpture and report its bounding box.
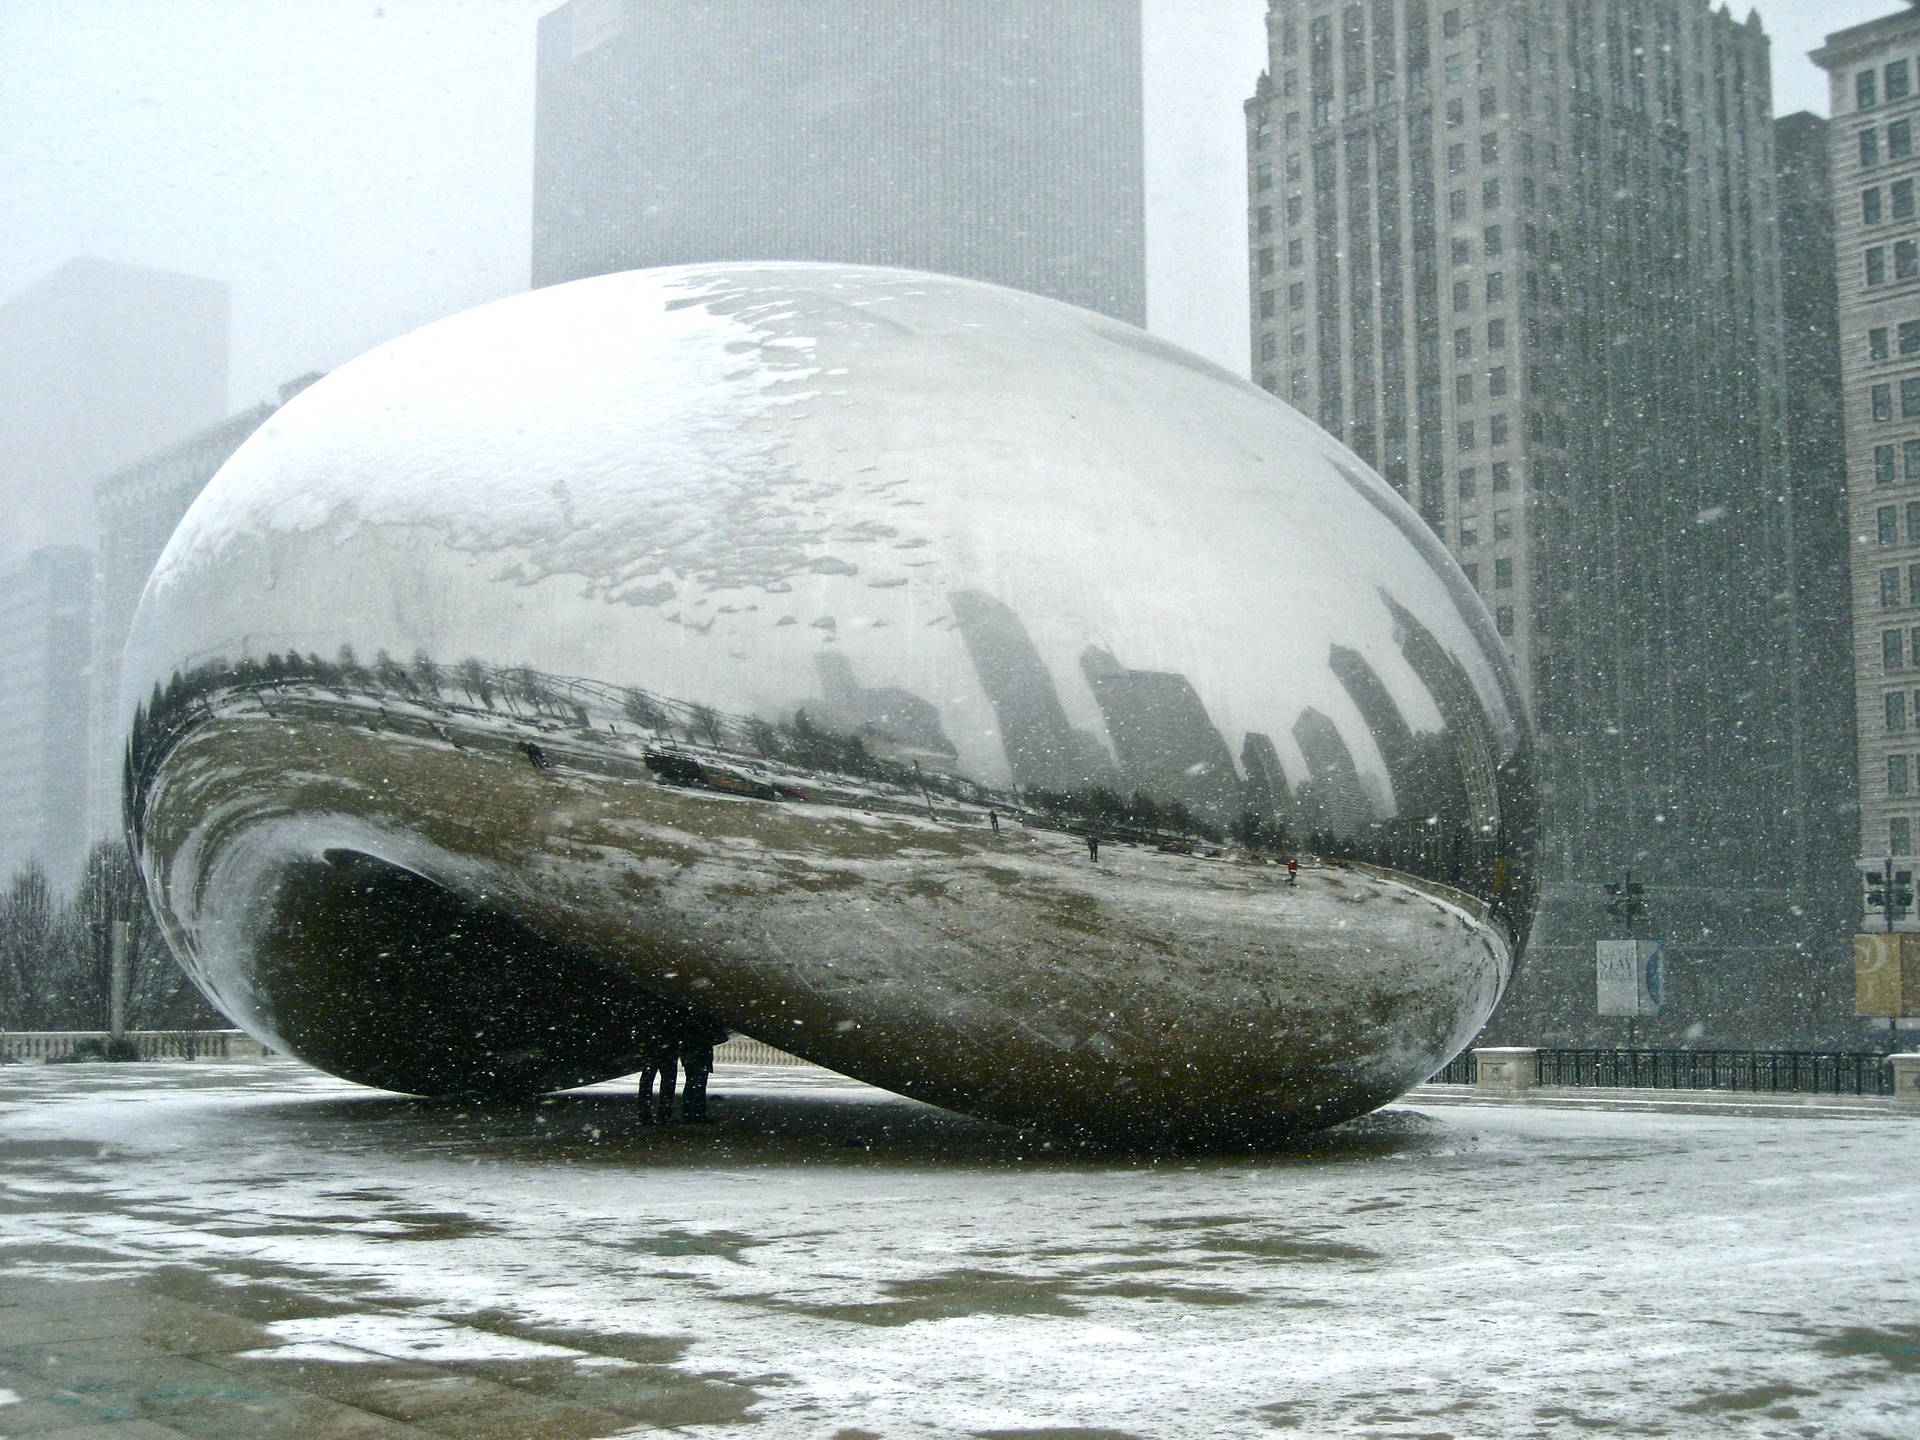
[1085,832,1099,863]
[1287,858,1298,885]
[636,1035,678,1123]
[677,1020,732,1122]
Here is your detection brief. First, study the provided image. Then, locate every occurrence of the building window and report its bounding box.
[1888,629,1907,670]
[1443,8,1461,38]
[1895,817,1914,854]
[1261,334,1279,362]
[1875,383,1894,420]
[1907,499,1920,538]
[1453,279,1473,309]
[1481,132,1500,165]
[1910,564,1920,607]
[1489,412,1509,445]
[1286,110,1301,138]
[1901,240,1920,281]
[1456,373,1475,404]
[1488,317,1508,348]
[1451,237,1472,264]
[1894,755,1912,796]
[1450,187,1469,219]
[1483,177,1501,208]
[1878,445,1898,484]
[1892,59,1913,102]
[1288,281,1305,309]
[1259,247,1275,276]
[1903,440,1920,480]
[1864,128,1882,168]
[1291,368,1307,400]
[1492,460,1513,491]
[1521,176,1536,209]
[1288,237,1304,265]
[1867,188,1886,225]
[1489,365,1509,397]
[1494,556,1513,587]
[1495,605,1514,636]
[1869,248,1889,287]
[1891,691,1910,732]
[1461,561,1479,586]
[1901,376,1920,416]
[1881,505,1901,545]
[1885,568,1903,609]
[1261,289,1277,319]
[1484,224,1504,257]
[1894,119,1914,159]
[1454,326,1473,359]
[1289,326,1306,355]
[1258,205,1274,233]
[1493,510,1512,542]
[1286,152,1303,181]
[1874,327,1893,360]
[1287,195,1303,225]
[1448,142,1467,174]
[1898,179,1917,221]
[1447,98,1465,127]
[1486,272,1505,303]
[1459,419,1477,450]
[1257,163,1274,191]
[1460,517,1479,546]
[1458,467,1478,500]
[1861,69,1881,111]
[1480,86,1498,119]
[1903,322,1920,356]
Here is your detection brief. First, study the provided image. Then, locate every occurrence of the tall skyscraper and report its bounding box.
[0,259,228,569]
[0,548,93,888]
[532,0,1145,324]
[1249,0,1856,1044]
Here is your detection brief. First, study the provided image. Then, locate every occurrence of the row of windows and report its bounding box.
[1886,689,1920,733]
[1454,273,1505,309]
[1868,322,1920,362]
[1446,133,1501,173]
[1881,626,1920,670]
[1448,179,1504,216]
[1869,378,1920,421]
[1857,60,1915,113]
[1456,413,1511,451]
[1458,557,1515,589]
[1872,440,1920,485]
[1457,462,1517,499]
[1860,120,1915,169]
[1455,367,1511,403]
[1865,241,1919,287]
[1458,514,1515,550]
[1863,180,1917,227]
[1879,565,1920,609]
[1873,501,1920,544]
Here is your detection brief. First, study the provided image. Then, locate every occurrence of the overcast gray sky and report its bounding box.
[0,0,1892,420]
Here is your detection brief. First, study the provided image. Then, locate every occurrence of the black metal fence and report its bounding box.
[1426,1048,1894,1096]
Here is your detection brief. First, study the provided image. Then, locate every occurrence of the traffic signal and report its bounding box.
[1603,876,1645,921]
[1867,869,1914,919]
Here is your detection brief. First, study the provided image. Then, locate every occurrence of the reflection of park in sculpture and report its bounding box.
[123,262,1537,1144]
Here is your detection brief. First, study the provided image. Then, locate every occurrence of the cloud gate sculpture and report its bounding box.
[122,263,1535,1144]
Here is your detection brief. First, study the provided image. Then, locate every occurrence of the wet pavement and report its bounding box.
[1,1060,1916,1439]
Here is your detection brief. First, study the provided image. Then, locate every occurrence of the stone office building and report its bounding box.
[1248,0,1856,1044]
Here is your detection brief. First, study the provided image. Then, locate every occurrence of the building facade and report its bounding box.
[1815,11,1920,949]
[0,259,227,570]
[0,548,93,888]
[532,0,1145,324]
[1249,0,1857,1044]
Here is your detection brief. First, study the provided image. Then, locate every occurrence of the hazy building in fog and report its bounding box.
[0,259,227,569]
[1248,0,1856,1045]
[0,548,92,887]
[532,0,1146,324]
[1814,14,1920,941]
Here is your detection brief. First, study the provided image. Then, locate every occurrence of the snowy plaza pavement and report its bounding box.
[1,1060,1917,1439]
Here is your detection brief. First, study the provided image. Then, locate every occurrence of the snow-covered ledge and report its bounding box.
[1473,1047,1538,1091]
[1889,1055,1920,1110]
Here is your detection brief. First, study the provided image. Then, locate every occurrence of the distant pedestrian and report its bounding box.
[520,740,550,771]
[1086,833,1100,863]
[676,1021,730,1123]
[636,1038,678,1123]
[1287,858,1299,885]
[988,809,1000,834]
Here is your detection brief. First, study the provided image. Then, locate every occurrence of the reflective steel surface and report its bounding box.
[122,263,1535,1143]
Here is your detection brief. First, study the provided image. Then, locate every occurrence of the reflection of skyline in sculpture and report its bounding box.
[1079,646,1243,822]
[1328,643,1463,824]
[812,652,957,771]
[1290,707,1373,838]
[1381,590,1501,833]
[949,589,1116,794]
